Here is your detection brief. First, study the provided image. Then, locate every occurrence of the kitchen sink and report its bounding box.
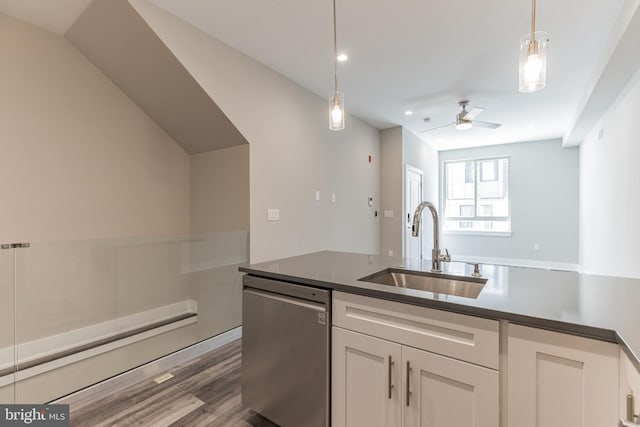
[358,268,488,299]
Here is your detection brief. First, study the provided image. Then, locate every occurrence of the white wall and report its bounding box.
[440,139,579,266]
[580,68,640,278]
[0,13,190,243]
[402,128,439,257]
[131,0,381,263]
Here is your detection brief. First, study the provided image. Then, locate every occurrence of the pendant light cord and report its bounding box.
[332,0,338,96]
[531,0,536,38]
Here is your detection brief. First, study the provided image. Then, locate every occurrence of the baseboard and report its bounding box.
[53,326,242,410]
[0,300,198,386]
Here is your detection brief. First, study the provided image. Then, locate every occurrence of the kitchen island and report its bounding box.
[240,250,640,426]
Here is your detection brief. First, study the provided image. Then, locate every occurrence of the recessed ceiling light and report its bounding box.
[405,110,413,116]
[337,53,348,62]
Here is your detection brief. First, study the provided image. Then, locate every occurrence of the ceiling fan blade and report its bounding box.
[463,107,485,120]
[419,122,455,133]
[473,121,502,129]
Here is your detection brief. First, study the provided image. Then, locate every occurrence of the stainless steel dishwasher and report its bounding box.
[242,275,330,427]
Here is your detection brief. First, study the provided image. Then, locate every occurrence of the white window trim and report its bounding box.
[441,155,511,236]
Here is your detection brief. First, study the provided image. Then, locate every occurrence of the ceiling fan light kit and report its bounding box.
[420,100,502,133]
[519,0,548,92]
[329,0,345,130]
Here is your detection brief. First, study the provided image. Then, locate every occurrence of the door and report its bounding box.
[403,346,499,427]
[332,327,402,427]
[405,165,423,260]
[508,324,619,427]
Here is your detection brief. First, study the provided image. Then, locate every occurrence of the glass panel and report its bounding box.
[445,161,475,218]
[13,232,247,403]
[477,158,509,218]
[0,248,15,403]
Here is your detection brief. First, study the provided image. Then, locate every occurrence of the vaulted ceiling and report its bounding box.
[1,0,639,151]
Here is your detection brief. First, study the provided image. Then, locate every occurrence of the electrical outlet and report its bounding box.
[533,243,540,251]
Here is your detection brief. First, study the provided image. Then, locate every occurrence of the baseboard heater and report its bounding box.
[0,301,197,385]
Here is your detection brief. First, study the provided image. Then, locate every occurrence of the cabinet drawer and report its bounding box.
[333,291,499,369]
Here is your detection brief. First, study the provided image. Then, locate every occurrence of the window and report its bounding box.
[442,157,510,234]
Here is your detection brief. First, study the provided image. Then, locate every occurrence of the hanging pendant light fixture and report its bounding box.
[329,0,344,130]
[519,0,548,92]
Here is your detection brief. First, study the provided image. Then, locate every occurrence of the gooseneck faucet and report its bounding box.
[412,201,450,272]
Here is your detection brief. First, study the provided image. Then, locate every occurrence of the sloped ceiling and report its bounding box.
[66,0,248,154]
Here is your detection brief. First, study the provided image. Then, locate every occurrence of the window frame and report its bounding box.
[441,155,512,236]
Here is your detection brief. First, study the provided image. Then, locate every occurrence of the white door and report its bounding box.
[508,324,619,427]
[405,166,423,260]
[332,327,402,427]
[402,346,499,427]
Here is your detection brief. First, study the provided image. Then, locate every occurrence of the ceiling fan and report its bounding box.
[420,100,502,133]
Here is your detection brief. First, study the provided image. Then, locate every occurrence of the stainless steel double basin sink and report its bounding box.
[358,268,488,299]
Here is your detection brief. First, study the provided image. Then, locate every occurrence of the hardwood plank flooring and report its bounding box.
[69,339,279,427]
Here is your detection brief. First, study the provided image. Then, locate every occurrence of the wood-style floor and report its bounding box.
[69,339,278,426]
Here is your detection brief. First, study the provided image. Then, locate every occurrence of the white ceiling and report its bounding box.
[0,0,633,150]
[145,0,630,150]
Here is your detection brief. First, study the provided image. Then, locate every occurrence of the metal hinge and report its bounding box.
[1,243,30,250]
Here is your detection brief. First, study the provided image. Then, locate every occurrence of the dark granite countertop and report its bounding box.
[239,250,640,368]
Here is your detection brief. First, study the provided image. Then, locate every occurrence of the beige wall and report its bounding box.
[0,12,190,244]
[379,127,439,259]
[402,128,439,257]
[191,145,249,233]
[0,13,195,403]
[380,127,403,258]
[130,0,381,263]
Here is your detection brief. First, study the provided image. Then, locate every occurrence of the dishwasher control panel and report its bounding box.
[243,275,331,306]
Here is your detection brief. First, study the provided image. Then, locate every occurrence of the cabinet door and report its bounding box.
[508,324,619,427]
[620,348,640,423]
[402,346,499,427]
[332,326,402,427]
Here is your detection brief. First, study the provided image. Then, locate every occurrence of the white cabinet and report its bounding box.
[332,327,401,427]
[332,327,498,427]
[619,349,640,425]
[507,324,619,427]
[332,292,499,427]
[403,345,498,427]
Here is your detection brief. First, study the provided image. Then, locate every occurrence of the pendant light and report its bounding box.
[329,0,344,130]
[519,0,548,92]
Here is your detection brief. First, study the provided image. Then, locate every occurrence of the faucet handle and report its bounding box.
[442,248,451,262]
[466,262,482,277]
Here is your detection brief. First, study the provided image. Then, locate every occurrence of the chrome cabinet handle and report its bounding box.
[388,356,394,399]
[405,361,412,406]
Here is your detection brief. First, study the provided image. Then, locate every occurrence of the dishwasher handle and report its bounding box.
[244,288,327,312]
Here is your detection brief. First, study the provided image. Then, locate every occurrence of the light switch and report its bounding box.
[315,191,320,201]
[331,193,336,203]
[383,210,394,218]
[388,250,393,257]
[268,209,280,221]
